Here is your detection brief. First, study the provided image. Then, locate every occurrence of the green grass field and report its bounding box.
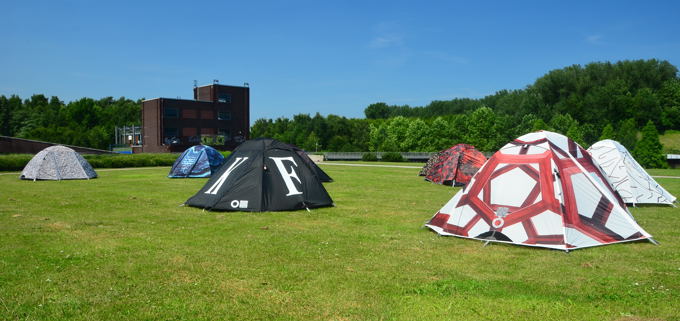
[1,164,679,320]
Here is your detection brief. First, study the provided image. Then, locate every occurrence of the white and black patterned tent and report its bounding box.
[20,145,97,181]
[588,139,676,206]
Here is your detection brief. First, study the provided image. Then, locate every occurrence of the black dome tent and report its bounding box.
[185,138,333,211]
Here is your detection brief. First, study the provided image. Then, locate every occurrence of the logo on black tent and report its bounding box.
[230,200,249,208]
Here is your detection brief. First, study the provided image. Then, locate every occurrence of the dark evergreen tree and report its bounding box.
[633,120,667,168]
[617,118,638,151]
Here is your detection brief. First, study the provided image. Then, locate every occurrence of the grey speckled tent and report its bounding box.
[20,145,97,180]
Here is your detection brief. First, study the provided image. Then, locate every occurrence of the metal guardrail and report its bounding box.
[324,152,435,161]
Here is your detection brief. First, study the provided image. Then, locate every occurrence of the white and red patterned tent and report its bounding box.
[425,131,654,251]
[588,139,676,206]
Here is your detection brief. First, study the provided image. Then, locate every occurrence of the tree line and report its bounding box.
[0,95,140,150]
[251,109,646,153]
[251,60,679,160]
[1,59,677,167]
[364,59,680,131]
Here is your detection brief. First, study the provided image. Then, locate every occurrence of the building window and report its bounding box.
[164,107,179,119]
[188,135,201,144]
[201,110,214,119]
[164,127,178,137]
[182,127,197,137]
[163,128,180,145]
[218,128,231,141]
[218,111,231,120]
[218,94,231,103]
[182,109,197,119]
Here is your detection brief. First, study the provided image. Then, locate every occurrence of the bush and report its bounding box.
[0,153,183,171]
[0,154,34,171]
[0,150,234,171]
[381,152,404,162]
[362,152,378,161]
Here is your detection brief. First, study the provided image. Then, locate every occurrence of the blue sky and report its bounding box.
[2,1,680,123]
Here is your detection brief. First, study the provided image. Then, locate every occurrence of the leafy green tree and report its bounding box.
[633,120,667,168]
[328,135,351,152]
[402,118,430,151]
[466,107,497,152]
[368,123,387,152]
[491,114,513,149]
[579,123,598,146]
[531,119,552,132]
[566,123,585,146]
[549,113,578,135]
[447,114,467,146]
[364,102,390,119]
[659,79,680,129]
[0,96,10,136]
[310,113,329,147]
[599,124,615,141]
[251,118,272,138]
[616,118,638,151]
[429,116,454,151]
[348,120,370,151]
[513,114,538,138]
[382,116,409,151]
[303,131,321,152]
[632,88,662,126]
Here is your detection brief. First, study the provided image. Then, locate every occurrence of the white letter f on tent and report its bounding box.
[269,156,303,196]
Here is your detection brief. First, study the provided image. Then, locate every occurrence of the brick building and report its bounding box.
[141,83,249,152]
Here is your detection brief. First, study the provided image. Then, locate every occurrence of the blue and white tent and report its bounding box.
[168,145,225,178]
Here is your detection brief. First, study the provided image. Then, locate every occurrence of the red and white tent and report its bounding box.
[425,131,654,251]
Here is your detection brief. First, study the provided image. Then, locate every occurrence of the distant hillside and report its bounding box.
[660,130,680,153]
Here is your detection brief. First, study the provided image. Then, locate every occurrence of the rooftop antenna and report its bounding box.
[193,80,197,88]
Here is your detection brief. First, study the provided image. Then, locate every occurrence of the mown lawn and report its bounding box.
[1,164,679,321]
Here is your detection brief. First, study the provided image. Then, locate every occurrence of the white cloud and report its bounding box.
[369,35,404,49]
[586,34,604,45]
[423,51,468,64]
[368,22,405,49]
